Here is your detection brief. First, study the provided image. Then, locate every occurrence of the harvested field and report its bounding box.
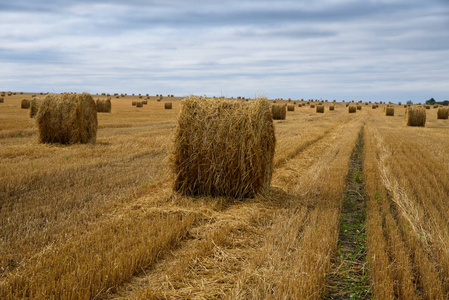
[1,95,448,299]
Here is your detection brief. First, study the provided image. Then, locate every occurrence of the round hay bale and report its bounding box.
[385,107,394,116]
[271,104,286,120]
[30,98,41,118]
[136,102,143,107]
[316,104,324,113]
[165,102,173,109]
[0,97,4,103]
[348,105,356,113]
[287,104,294,111]
[329,104,335,111]
[21,99,30,109]
[310,104,315,108]
[142,100,148,105]
[405,107,426,126]
[346,104,349,107]
[437,107,449,119]
[132,101,137,106]
[171,96,275,198]
[36,93,97,144]
[372,104,377,109]
[425,105,431,109]
[356,105,362,110]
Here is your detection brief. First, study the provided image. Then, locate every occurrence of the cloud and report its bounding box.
[0,0,448,101]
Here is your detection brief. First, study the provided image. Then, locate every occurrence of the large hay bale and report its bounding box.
[348,105,356,113]
[172,96,275,198]
[287,104,294,111]
[30,98,41,118]
[272,104,286,120]
[136,102,143,107]
[329,104,335,111]
[165,102,173,109]
[405,107,426,127]
[316,104,324,113]
[21,99,30,109]
[36,93,97,144]
[385,107,394,116]
[437,107,449,119]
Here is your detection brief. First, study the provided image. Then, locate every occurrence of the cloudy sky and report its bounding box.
[1,0,448,102]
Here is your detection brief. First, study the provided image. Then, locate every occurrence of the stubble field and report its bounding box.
[1,93,448,299]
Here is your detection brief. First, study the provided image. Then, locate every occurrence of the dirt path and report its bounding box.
[324,129,371,299]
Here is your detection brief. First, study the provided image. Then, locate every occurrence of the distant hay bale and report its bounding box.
[36,93,97,144]
[132,101,137,106]
[316,104,324,113]
[405,107,426,127]
[29,98,41,118]
[172,96,275,198]
[329,104,335,110]
[356,105,362,110]
[398,102,402,105]
[437,107,449,119]
[31,95,36,98]
[287,104,294,111]
[348,105,356,113]
[0,97,4,103]
[372,104,377,109]
[425,105,431,109]
[142,100,148,105]
[272,104,286,120]
[385,107,394,116]
[136,102,143,107]
[96,99,111,112]
[310,104,315,108]
[165,102,173,109]
[346,104,349,107]
[21,99,30,109]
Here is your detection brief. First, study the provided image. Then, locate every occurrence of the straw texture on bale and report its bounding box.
[36,93,97,144]
[437,107,449,119]
[385,107,394,116]
[405,107,426,127]
[287,104,294,111]
[348,105,356,113]
[29,98,41,118]
[329,104,335,111]
[316,104,324,113]
[165,102,173,109]
[136,102,143,107]
[172,96,275,198]
[271,104,286,120]
[21,99,30,109]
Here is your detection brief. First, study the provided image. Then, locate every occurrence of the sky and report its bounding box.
[1,0,448,102]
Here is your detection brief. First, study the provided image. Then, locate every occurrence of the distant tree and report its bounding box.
[407,100,413,105]
[426,98,436,105]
